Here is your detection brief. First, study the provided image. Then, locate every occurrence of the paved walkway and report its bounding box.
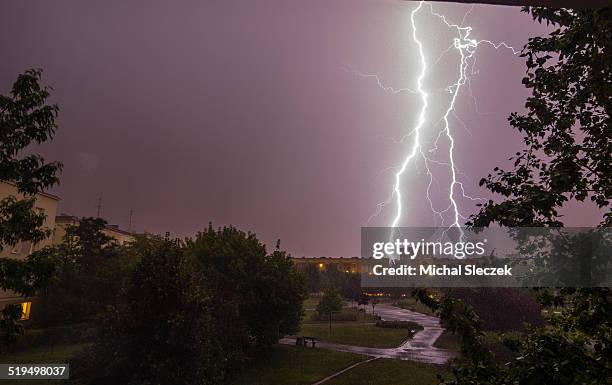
[310,357,379,385]
[281,304,454,364]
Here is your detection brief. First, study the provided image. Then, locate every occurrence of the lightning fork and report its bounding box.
[355,1,518,242]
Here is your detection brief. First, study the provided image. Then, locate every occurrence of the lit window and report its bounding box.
[318,263,324,269]
[20,302,32,320]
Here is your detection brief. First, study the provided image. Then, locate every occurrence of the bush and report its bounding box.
[449,288,543,331]
[34,218,137,327]
[309,310,357,322]
[316,287,342,317]
[375,320,423,332]
[72,226,306,385]
[70,237,225,385]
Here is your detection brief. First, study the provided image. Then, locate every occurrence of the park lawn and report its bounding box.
[0,343,90,385]
[298,323,410,348]
[235,345,367,385]
[393,297,436,316]
[0,342,90,363]
[304,307,377,324]
[433,331,460,351]
[326,358,449,385]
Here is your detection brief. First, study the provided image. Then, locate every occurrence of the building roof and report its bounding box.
[104,225,134,236]
[56,214,134,236]
[55,214,79,222]
[1,181,60,201]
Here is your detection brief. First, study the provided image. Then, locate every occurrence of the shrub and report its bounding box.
[450,288,543,331]
[375,320,423,331]
[72,226,306,385]
[309,310,357,322]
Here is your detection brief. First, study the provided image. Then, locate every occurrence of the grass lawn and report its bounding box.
[433,332,460,351]
[326,358,449,385]
[0,342,90,363]
[393,298,436,316]
[304,307,377,324]
[235,345,366,385]
[0,343,90,385]
[298,323,410,348]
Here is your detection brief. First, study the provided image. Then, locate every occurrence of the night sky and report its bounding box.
[1,0,601,257]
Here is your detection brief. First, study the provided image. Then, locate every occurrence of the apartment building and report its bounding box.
[0,182,60,318]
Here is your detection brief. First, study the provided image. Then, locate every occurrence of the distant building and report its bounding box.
[0,183,135,320]
[0,182,60,318]
[291,256,361,273]
[53,215,135,246]
[0,182,60,259]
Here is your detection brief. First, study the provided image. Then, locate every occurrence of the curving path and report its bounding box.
[281,304,454,364]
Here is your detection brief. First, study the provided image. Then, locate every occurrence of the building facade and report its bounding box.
[0,182,60,316]
[53,215,135,246]
[291,256,361,273]
[0,183,135,320]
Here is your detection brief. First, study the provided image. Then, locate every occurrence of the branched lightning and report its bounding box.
[390,1,429,229]
[355,1,518,235]
[341,64,417,95]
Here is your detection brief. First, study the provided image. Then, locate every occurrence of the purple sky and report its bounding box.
[1,1,601,257]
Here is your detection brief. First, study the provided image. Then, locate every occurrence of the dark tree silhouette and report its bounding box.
[469,6,611,228]
[0,69,62,344]
[427,6,612,385]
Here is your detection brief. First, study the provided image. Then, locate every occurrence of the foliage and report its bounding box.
[0,69,62,345]
[0,248,56,346]
[375,320,423,332]
[304,264,322,293]
[185,225,306,350]
[71,237,223,385]
[416,288,611,385]
[468,6,611,228]
[35,218,134,326]
[393,296,436,316]
[74,226,306,385]
[339,273,362,303]
[428,6,612,384]
[316,287,343,316]
[309,311,357,322]
[0,305,24,348]
[0,246,58,297]
[0,69,62,248]
[449,288,543,332]
[300,263,362,301]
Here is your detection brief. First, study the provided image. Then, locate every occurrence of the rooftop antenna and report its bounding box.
[128,209,134,232]
[96,196,103,218]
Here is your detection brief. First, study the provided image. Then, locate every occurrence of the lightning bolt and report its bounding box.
[354,1,518,243]
[391,1,429,229]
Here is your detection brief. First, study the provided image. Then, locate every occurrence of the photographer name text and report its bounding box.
[371,264,513,276]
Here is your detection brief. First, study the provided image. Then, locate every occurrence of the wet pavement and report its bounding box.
[282,304,454,364]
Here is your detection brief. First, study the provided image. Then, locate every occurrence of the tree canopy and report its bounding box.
[0,69,62,343]
[75,225,306,385]
[433,6,612,385]
[0,69,62,248]
[469,6,611,228]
